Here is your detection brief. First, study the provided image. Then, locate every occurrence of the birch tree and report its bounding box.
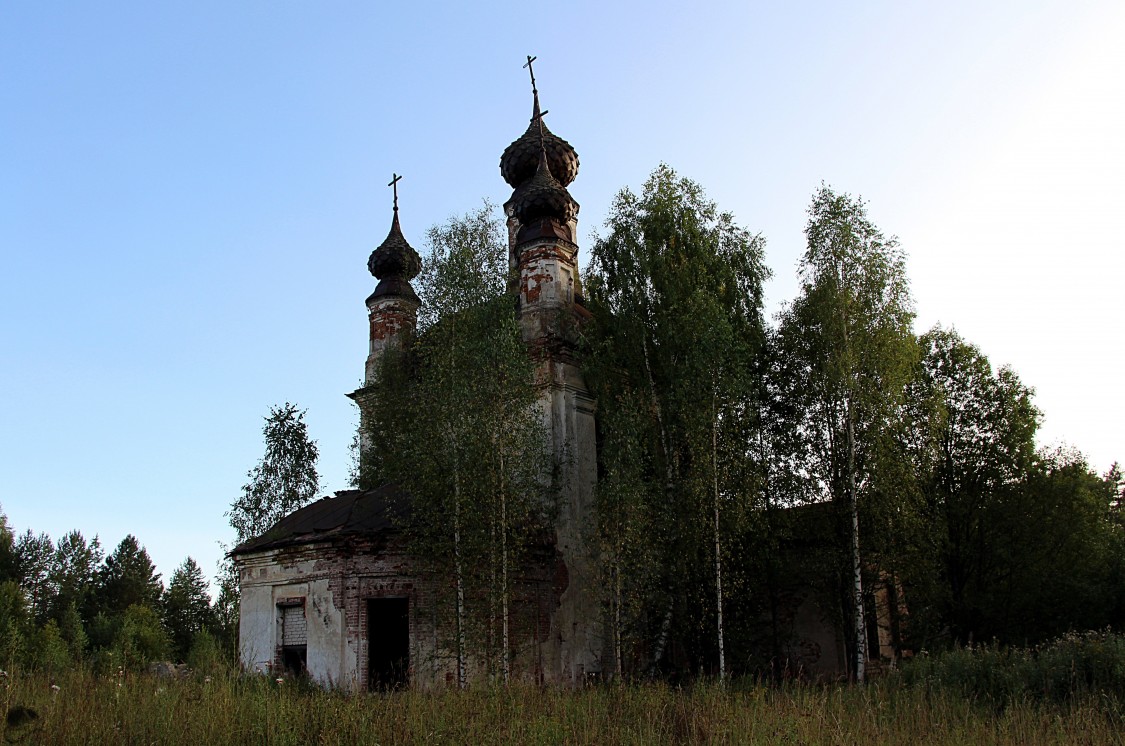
[774,185,916,682]
[228,403,320,544]
[584,165,767,679]
[363,204,550,686]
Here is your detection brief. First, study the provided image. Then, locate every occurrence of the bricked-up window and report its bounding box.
[277,599,307,676]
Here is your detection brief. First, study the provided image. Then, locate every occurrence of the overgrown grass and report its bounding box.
[0,667,1120,745]
[898,629,1125,707]
[1,633,1123,744]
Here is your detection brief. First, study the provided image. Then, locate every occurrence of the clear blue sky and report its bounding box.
[2,1,1122,594]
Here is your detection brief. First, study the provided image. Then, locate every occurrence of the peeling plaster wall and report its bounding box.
[512,225,606,682]
[236,538,563,689]
[236,544,354,689]
[529,360,603,683]
[364,295,418,385]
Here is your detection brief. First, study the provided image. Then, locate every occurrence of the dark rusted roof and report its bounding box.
[510,148,579,226]
[367,275,421,305]
[500,92,579,189]
[368,210,422,284]
[230,484,409,556]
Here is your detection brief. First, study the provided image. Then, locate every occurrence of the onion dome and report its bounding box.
[500,97,579,188]
[510,147,579,225]
[367,203,421,302]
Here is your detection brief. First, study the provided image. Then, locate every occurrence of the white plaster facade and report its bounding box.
[238,546,354,687]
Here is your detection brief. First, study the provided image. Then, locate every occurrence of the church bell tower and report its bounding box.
[351,175,422,463]
[499,57,603,682]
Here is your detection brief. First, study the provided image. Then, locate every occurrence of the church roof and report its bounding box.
[367,174,422,303]
[230,484,408,556]
[500,114,579,189]
[510,147,579,225]
[499,58,579,189]
[368,211,422,287]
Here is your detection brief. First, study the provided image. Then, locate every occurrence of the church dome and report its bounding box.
[369,210,423,297]
[500,115,579,188]
[510,149,579,225]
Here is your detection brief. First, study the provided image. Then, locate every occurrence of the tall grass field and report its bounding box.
[3,631,1124,744]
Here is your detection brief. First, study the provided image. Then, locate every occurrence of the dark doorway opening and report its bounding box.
[368,598,409,690]
[281,646,306,676]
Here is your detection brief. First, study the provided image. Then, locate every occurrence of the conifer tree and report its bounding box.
[97,535,163,616]
[49,530,102,627]
[163,557,214,662]
[15,530,54,624]
[0,509,18,584]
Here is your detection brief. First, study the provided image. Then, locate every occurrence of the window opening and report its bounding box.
[278,600,307,676]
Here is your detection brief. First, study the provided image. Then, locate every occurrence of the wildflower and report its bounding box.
[275,677,284,686]
[0,670,8,679]
[204,676,212,684]
[50,684,60,695]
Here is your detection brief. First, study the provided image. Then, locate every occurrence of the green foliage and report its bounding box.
[56,601,88,662]
[96,535,163,617]
[903,327,1041,645]
[903,328,1120,646]
[584,164,769,675]
[114,604,171,669]
[361,203,553,681]
[775,184,917,509]
[186,628,225,674]
[0,580,29,668]
[228,403,320,544]
[900,630,1125,706]
[30,619,70,674]
[0,508,19,584]
[49,530,102,629]
[771,184,918,678]
[14,530,54,624]
[211,557,240,661]
[992,448,1120,642]
[163,557,214,662]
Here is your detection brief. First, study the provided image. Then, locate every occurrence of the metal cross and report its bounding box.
[523,55,538,96]
[388,173,402,211]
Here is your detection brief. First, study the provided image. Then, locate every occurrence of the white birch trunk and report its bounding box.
[453,458,467,690]
[712,391,726,682]
[840,278,866,684]
[643,332,677,673]
[847,396,866,683]
[500,451,510,685]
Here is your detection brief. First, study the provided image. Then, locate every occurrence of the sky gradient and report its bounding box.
[2,0,1122,592]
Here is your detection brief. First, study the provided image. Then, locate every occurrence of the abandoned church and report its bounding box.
[230,67,900,690]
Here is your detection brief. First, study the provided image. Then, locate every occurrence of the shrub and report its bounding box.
[898,629,1125,704]
[186,629,227,675]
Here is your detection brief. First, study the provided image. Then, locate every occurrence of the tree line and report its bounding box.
[581,167,1125,681]
[0,522,235,674]
[0,402,320,674]
[359,166,1125,683]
